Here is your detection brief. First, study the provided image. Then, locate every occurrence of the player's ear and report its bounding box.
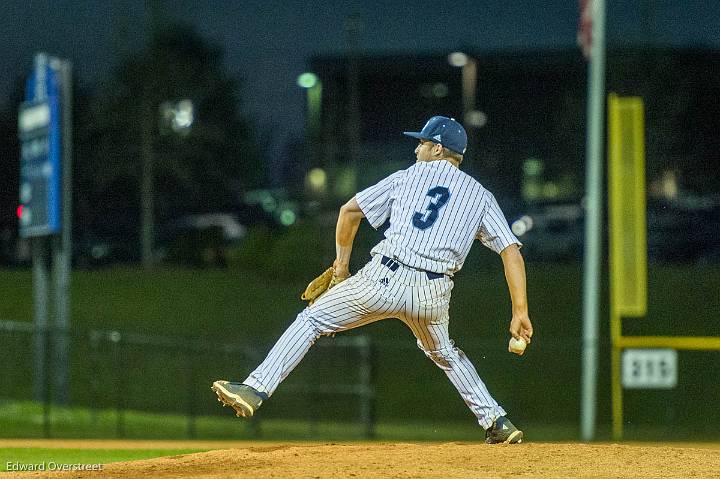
[432,143,443,156]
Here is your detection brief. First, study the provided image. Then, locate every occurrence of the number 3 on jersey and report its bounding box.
[412,186,450,230]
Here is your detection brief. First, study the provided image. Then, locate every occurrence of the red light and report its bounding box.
[16,205,23,219]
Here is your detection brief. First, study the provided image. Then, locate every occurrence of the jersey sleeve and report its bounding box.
[475,193,522,253]
[355,170,404,229]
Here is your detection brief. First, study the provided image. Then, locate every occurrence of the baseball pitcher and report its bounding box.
[213,116,534,444]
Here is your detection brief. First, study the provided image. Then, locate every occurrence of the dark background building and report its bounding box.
[309,48,719,205]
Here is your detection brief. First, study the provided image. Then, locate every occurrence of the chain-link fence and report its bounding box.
[0,320,375,439]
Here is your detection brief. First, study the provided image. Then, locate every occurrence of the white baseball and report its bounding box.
[509,337,527,354]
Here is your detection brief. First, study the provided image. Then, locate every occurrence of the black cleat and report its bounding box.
[485,416,524,444]
[211,380,267,418]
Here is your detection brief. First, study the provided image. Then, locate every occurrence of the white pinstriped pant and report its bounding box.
[243,253,506,429]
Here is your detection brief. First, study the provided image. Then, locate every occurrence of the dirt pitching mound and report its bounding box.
[14,442,720,478]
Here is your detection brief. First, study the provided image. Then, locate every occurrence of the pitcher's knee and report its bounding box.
[300,308,341,337]
[418,344,455,369]
[417,340,463,369]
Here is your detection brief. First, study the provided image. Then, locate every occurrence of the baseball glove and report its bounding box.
[301,267,349,305]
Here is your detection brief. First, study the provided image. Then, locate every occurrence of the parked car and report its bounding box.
[512,198,720,264]
[156,213,246,267]
[71,230,141,268]
[510,203,584,261]
[646,198,720,264]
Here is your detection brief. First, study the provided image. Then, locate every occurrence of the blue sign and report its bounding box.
[18,56,62,237]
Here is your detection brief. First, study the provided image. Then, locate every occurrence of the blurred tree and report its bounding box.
[0,76,25,259]
[0,103,19,232]
[77,23,261,265]
[606,49,720,193]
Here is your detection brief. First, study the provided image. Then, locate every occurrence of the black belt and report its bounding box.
[380,255,444,280]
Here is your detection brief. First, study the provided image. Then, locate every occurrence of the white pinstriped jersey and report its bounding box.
[356,160,520,276]
[243,160,516,430]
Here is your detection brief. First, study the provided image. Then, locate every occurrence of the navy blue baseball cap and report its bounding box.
[403,116,468,155]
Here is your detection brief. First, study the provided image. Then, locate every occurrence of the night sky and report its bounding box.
[2,0,719,147]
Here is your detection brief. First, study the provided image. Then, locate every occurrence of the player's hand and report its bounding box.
[509,313,533,345]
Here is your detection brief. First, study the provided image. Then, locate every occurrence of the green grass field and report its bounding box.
[2,399,718,474]
[3,399,706,445]
[0,400,582,442]
[0,399,588,474]
[1,261,720,442]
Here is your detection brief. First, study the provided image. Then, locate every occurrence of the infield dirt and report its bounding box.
[5,441,720,478]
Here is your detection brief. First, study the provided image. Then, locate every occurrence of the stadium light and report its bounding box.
[296,72,318,89]
[447,52,469,67]
[297,73,322,134]
[159,100,194,134]
[447,51,486,128]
